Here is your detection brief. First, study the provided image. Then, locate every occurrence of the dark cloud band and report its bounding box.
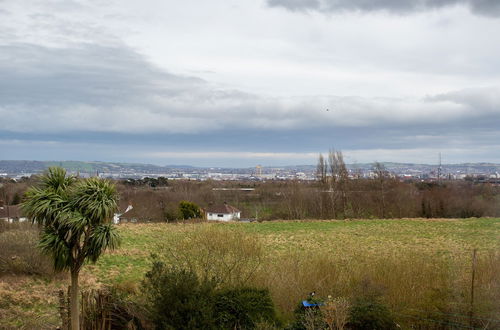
[267,0,500,16]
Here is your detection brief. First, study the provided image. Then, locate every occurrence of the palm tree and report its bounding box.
[22,167,120,330]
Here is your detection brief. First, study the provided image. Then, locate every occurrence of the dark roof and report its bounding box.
[119,206,142,220]
[0,205,23,219]
[205,203,240,214]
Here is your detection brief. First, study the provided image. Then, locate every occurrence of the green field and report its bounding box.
[2,218,499,328]
[88,218,500,283]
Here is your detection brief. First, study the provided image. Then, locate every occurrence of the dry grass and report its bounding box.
[0,272,107,329]
[2,218,499,328]
[102,218,499,327]
[0,226,54,276]
[0,276,63,329]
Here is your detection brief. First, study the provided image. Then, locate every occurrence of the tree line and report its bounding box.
[2,158,499,222]
[111,153,499,221]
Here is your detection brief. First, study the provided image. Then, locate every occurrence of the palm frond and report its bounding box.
[84,224,121,263]
[39,227,72,271]
[71,178,118,224]
[21,187,69,225]
[57,211,89,237]
[40,167,76,195]
[22,167,121,273]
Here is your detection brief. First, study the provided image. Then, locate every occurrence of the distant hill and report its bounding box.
[0,160,499,177]
[0,160,194,175]
[284,162,500,172]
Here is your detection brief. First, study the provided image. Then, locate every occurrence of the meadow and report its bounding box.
[1,218,499,328]
[88,218,500,280]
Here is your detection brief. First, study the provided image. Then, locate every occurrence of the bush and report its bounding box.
[0,225,53,276]
[142,259,279,330]
[288,303,325,330]
[214,287,279,329]
[142,261,217,329]
[163,206,181,222]
[178,201,202,219]
[348,297,396,330]
[346,278,396,329]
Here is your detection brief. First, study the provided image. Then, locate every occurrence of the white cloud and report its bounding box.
[1,0,500,164]
[0,42,499,140]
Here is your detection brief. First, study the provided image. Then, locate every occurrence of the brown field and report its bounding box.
[1,218,499,328]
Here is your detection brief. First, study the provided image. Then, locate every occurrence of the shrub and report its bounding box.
[142,261,217,330]
[288,302,326,330]
[322,296,350,330]
[163,206,181,222]
[346,277,396,329]
[214,287,279,329]
[348,297,396,330]
[142,258,279,330]
[178,201,202,219]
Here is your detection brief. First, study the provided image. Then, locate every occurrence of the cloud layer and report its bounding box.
[1,0,500,165]
[1,42,499,136]
[267,0,500,16]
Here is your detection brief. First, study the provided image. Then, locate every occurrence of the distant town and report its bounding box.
[1,160,499,183]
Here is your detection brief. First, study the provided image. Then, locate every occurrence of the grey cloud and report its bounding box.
[1,42,499,142]
[427,88,500,113]
[0,43,204,107]
[267,0,500,16]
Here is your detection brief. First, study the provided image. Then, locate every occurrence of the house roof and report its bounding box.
[119,206,141,219]
[205,203,240,214]
[0,205,23,219]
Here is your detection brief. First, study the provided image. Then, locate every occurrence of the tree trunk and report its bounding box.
[70,269,80,330]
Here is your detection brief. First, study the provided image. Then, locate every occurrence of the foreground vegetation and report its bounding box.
[2,218,499,328]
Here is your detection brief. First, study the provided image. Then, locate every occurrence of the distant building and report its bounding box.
[113,204,134,224]
[204,203,241,221]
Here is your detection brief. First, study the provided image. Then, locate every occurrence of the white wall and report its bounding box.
[207,212,240,221]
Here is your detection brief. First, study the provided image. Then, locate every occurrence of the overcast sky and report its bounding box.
[1,0,500,166]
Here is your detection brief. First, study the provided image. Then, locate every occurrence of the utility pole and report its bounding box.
[437,152,442,183]
[469,248,477,328]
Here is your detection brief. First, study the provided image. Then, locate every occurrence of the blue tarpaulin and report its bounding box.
[302,300,323,307]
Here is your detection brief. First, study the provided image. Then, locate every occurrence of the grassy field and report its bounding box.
[87,218,500,283]
[2,218,499,328]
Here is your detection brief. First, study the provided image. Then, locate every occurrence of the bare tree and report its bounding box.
[316,153,328,185]
[373,162,389,218]
[328,149,350,218]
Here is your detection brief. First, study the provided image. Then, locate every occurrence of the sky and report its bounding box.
[1,0,500,167]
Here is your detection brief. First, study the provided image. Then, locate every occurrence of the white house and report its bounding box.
[113,205,134,224]
[205,203,241,222]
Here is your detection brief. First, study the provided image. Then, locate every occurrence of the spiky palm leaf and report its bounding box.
[22,167,120,271]
[39,226,72,271]
[84,223,121,263]
[71,177,118,225]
